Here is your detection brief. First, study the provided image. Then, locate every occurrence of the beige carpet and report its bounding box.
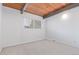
[0,40,79,55]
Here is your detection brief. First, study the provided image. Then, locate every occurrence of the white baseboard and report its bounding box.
[47,38,79,48]
[2,38,45,48]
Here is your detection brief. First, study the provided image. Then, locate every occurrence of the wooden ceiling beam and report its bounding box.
[20,3,30,14]
[20,3,26,14]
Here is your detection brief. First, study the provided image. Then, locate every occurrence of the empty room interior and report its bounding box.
[0,3,79,55]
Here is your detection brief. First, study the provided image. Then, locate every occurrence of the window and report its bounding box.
[24,19,41,29]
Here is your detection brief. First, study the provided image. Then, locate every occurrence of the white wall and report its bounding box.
[2,6,45,48]
[45,6,79,48]
[0,3,2,52]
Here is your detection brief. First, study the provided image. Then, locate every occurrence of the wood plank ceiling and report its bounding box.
[3,3,25,10]
[26,3,67,16]
[3,3,78,18]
